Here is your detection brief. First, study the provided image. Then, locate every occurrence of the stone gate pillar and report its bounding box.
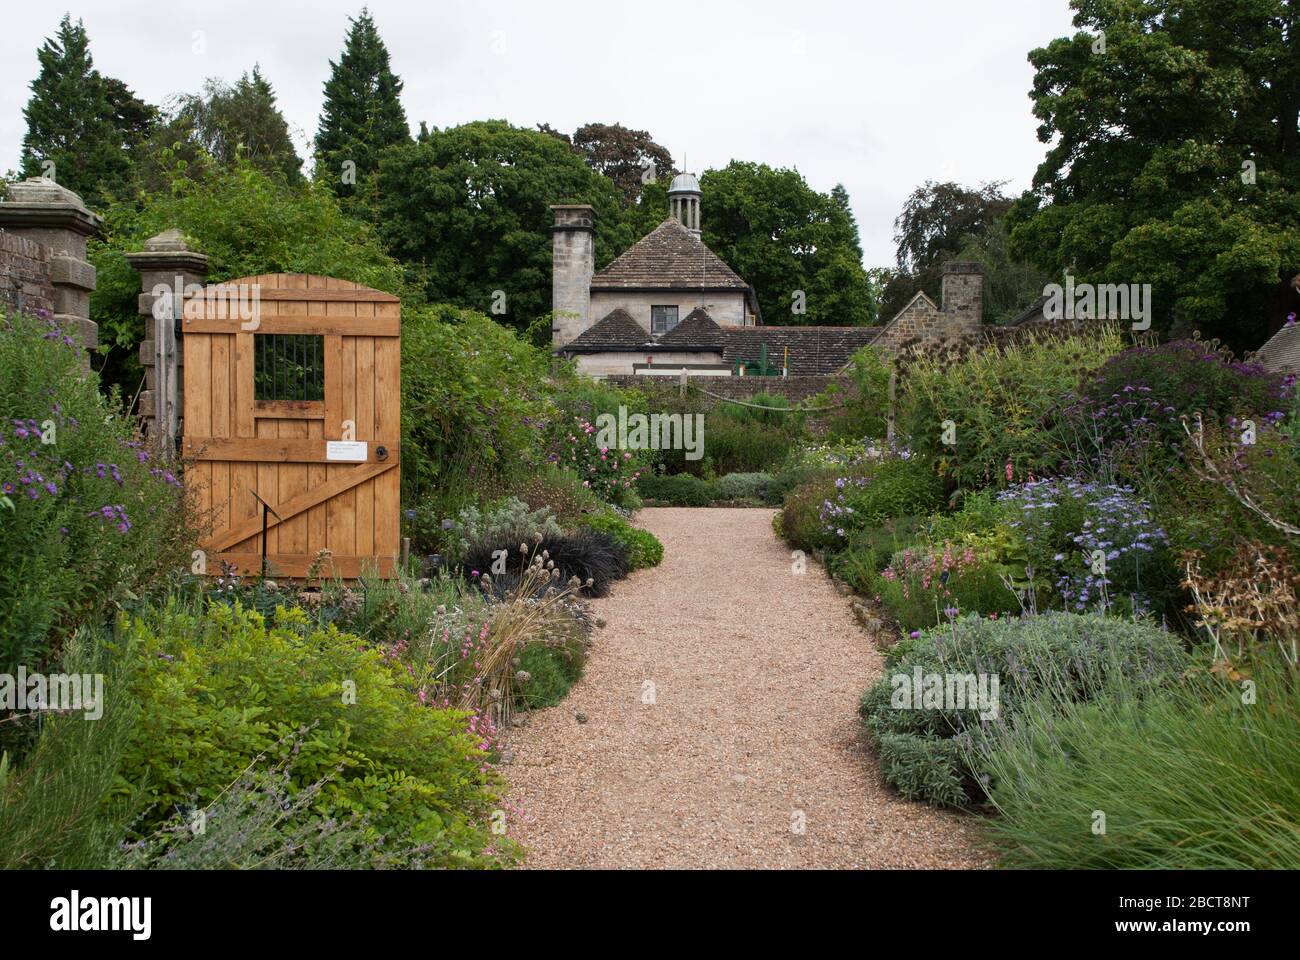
[125,229,210,448]
[0,177,103,368]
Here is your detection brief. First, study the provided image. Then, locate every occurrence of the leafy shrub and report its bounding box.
[0,627,141,868]
[0,309,194,673]
[819,456,944,545]
[493,466,606,527]
[454,498,561,555]
[401,305,552,502]
[637,472,713,506]
[871,543,1020,632]
[898,325,1125,490]
[977,654,1300,868]
[461,529,629,597]
[546,413,646,506]
[711,472,773,502]
[1162,421,1300,579]
[822,347,891,440]
[998,478,1176,617]
[1055,340,1294,504]
[580,512,664,569]
[858,611,1187,807]
[113,601,513,867]
[117,759,421,869]
[515,635,587,711]
[829,515,927,593]
[777,473,851,553]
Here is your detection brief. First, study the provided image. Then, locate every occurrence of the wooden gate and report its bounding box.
[181,274,401,579]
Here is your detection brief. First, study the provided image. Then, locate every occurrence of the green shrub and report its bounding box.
[777,473,847,553]
[898,326,1125,490]
[113,600,514,867]
[515,636,586,711]
[401,305,552,502]
[494,466,606,526]
[711,472,773,503]
[580,512,664,569]
[828,516,926,592]
[858,612,1187,807]
[978,654,1300,868]
[0,627,141,868]
[637,472,713,506]
[869,543,1021,632]
[0,309,194,675]
[820,457,944,545]
[822,346,891,440]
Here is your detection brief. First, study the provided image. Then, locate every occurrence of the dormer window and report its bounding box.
[651,305,679,334]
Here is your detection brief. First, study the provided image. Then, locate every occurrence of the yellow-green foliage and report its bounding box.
[113,600,514,867]
[898,327,1126,490]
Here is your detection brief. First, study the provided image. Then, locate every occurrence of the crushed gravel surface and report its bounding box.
[505,507,991,869]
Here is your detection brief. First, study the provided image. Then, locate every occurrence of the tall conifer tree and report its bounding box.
[20,15,154,207]
[313,8,409,201]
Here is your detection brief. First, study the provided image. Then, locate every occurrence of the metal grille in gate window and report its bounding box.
[254,334,325,401]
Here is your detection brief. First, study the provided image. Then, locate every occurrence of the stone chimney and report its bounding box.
[0,177,103,367]
[941,261,984,333]
[550,204,595,349]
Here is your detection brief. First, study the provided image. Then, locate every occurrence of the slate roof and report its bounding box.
[1254,323,1300,374]
[722,326,881,375]
[658,307,726,351]
[562,308,656,353]
[591,219,750,291]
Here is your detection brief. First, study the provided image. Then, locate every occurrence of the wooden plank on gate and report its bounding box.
[185,438,399,463]
[208,460,396,552]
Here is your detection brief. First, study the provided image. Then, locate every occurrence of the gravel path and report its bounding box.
[505,507,990,869]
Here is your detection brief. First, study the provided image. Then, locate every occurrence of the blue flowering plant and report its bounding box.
[997,478,1175,618]
[0,309,195,671]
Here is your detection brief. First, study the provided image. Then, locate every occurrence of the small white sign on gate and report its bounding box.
[326,440,368,462]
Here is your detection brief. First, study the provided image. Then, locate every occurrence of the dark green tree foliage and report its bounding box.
[1008,0,1300,350]
[882,180,1015,319]
[572,122,675,205]
[313,8,410,202]
[374,120,631,331]
[167,67,303,183]
[700,161,876,326]
[20,15,156,207]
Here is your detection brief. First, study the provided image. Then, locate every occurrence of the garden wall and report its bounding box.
[605,374,844,405]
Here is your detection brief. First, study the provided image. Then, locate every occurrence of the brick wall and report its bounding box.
[0,232,54,317]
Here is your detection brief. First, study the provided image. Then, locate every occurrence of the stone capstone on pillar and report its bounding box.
[0,177,104,361]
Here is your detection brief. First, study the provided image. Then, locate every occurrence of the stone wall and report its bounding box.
[606,373,846,405]
[0,232,55,317]
[873,261,985,354]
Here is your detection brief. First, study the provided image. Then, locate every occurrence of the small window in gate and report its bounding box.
[254,335,325,402]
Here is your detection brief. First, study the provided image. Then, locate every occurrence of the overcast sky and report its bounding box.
[0,0,1079,268]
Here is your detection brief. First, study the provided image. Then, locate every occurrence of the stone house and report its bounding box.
[551,173,987,380]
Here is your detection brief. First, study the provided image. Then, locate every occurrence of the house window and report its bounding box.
[651,305,679,334]
[254,334,325,401]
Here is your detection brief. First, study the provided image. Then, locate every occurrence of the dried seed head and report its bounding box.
[568,576,581,589]
[515,670,531,683]
[520,541,529,554]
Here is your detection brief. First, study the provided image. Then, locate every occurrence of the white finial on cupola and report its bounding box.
[668,172,702,236]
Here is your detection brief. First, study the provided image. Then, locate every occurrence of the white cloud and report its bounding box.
[0,0,1077,267]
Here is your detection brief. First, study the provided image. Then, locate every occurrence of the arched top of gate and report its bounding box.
[202,273,400,302]
[180,273,401,335]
